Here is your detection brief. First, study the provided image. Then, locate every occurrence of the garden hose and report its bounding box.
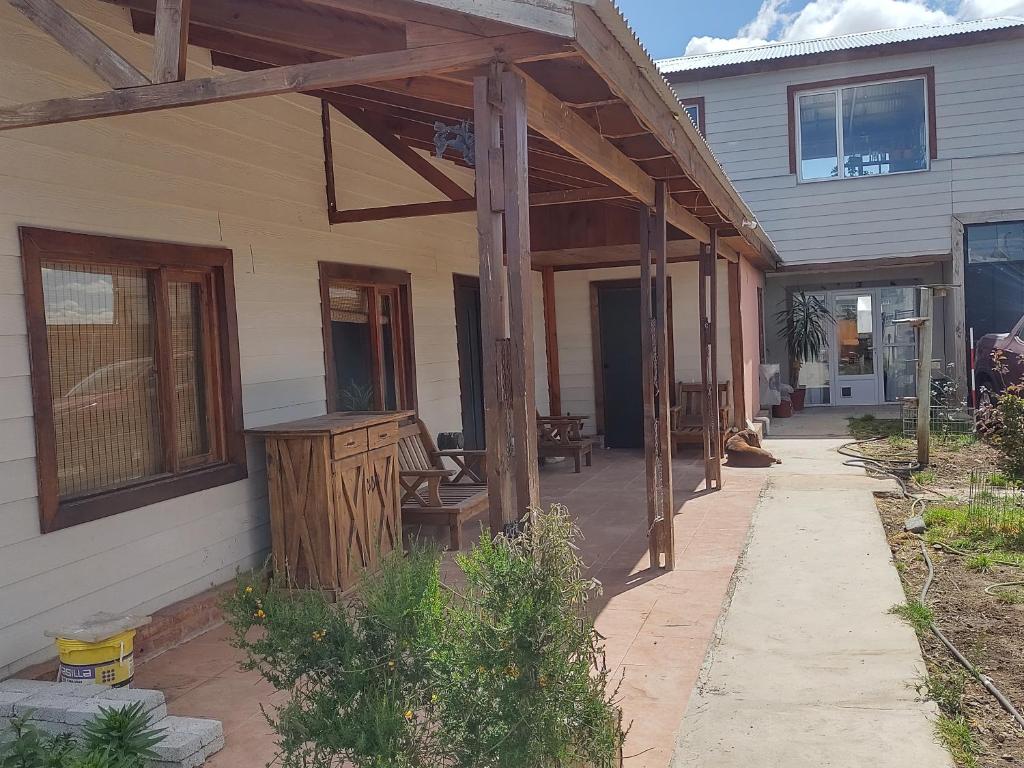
[836,438,1024,731]
[984,581,1024,596]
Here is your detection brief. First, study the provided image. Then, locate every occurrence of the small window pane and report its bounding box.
[168,281,210,461]
[380,292,399,411]
[799,92,839,180]
[329,285,376,411]
[841,79,927,176]
[43,263,163,497]
[836,295,875,376]
[684,103,700,131]
[965,221,1024,344]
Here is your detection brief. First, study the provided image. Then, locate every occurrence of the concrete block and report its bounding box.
[159,716,224,747]
[13,694,70,722]
[0,680,54,694]
[97,687,166,712]
[0,689,35,717]
[151,729,203,762]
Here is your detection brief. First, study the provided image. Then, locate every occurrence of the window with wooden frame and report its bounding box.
[679,96,706,136]
[20,228,246,534]
[319,262,416,413]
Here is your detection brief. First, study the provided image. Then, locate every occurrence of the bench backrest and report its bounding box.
[676,381,732,418]
[397,419,439,473]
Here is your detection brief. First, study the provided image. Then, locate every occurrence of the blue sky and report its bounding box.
[614,0,1024,60]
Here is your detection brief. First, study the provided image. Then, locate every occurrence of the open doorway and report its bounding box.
[590,278,673,449]
[453,274,485,450]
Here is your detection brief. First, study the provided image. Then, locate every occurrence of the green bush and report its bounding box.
[993,386,1024,478]
[224,505,624,768]
[0,703,163,768]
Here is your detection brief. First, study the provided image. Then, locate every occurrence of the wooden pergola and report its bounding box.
[1,0,780,569]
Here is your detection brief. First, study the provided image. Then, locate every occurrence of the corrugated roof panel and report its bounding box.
[657,17,1024,73]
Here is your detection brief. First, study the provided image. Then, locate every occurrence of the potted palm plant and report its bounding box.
[776,292,835,411]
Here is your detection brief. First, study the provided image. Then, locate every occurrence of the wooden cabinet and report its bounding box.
[249,411,412,593]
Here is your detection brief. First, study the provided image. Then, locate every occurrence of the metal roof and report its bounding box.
[657,17,1024,74]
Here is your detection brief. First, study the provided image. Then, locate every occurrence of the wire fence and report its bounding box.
[966,470,1024,540]
[901,403,976,440]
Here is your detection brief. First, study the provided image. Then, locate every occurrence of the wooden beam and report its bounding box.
[330,102,470,201]
[321,99,338,219]
[301,0,514,37]
[474,68,514,534]
[0,32,566,131]
[9,0,150,88]
[653,181,674,570]
[518,69,718,246]
[501,68,540,516]
[698,235,723,491]
[105,0,407,58]
[407,0,575,38]
[541,266,561,416]
[727,260,748,429]
[152,0,189,82]
[329,186,629,224]
[573,7,775,262]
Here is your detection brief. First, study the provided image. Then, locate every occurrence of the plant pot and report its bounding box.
[791,387,807,411]
[773,400,793,419]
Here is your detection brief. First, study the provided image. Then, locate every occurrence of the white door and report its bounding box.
[832,292,880,405]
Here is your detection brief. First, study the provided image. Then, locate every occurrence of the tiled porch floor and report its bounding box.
[133,449,768,768]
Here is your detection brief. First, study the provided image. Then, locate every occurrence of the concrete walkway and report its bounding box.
[672,408,952,767]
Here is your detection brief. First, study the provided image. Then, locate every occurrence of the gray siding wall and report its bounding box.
[672,39,1024,266]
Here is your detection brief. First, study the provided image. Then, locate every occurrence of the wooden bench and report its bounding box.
[670,382,731,453]
[537,414,593,473]
[397,418,488,551]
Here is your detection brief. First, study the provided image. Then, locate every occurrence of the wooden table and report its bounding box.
[249,410,414,593]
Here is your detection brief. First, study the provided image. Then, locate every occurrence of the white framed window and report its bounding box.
[794,75,930,183]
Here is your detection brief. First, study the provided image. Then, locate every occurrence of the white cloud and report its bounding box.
[682,0,1024,56]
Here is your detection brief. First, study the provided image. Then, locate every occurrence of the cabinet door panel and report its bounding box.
[333,452,369,591]
[366,445,401,568]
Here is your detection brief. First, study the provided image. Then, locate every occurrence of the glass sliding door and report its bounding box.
[880,287,918,402]
[833,293,880,405]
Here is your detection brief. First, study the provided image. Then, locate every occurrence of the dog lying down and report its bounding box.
[725,428,782,467]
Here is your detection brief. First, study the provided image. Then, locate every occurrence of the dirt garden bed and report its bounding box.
[849,416,1024,767]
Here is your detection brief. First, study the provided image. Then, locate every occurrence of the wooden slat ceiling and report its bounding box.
[114,0,740,248]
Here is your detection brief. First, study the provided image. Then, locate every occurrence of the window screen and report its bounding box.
[43,263,163,498]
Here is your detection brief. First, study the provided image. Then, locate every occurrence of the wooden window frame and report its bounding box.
[679,96,706,137]
[319,261,417,414]
[787,67,937,178]
[20,227,247,534]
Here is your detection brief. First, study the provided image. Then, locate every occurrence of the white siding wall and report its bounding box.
[0,0,548,677]
[553,262,731,434]
[673,39,1024,266]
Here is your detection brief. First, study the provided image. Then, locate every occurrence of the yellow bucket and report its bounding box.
[55,629,136,687]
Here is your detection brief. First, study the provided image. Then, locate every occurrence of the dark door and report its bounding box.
[454,275,485,450]
[597,284,645,449]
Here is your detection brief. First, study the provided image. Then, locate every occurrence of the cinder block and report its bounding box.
[12,694,69,722]
[97,687,166,713]
[0,680,53,694]
[63,699,109,726]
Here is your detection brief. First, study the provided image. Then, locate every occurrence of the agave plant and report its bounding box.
[775,292,835,388]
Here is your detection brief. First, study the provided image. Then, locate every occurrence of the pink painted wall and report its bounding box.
[739,258,764,421]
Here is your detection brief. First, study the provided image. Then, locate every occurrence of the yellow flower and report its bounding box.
[476,666,486,675]
[254,609,266,620]
[387,660,396,669]
[244,585,253,594]
[431,693,438,703]
[538,675,548,688]
[404,710,414,721]
[312,629,326,642]
[505,664,520,679]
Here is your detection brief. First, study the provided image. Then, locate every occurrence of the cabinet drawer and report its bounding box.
[367,421,398,450]
[332,429,368,460]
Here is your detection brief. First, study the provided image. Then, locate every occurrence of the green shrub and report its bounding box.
[0,704,163,768]
[889,601,933,636]
[993,387,1024,479]
[224,505,624,768]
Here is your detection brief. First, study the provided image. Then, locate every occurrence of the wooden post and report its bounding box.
[152,0,190,83]
[473,66,539,536]
[500,69,540,516]
[698,241,723,491]
[916,287,934,467]
[639,204,660,567]
[541,266,562,416]
[727,261,747,429]
[474,69,514,534]
[653,182,675,570]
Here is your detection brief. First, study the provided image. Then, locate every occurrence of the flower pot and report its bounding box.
[791,387,807,411]
[773,400,793,418]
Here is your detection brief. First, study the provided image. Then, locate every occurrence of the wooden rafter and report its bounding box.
[152,0,190,82]
[0,32,568,130]
[9,0,150,88]
[328,101,471,201]
[328,185,630,224]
